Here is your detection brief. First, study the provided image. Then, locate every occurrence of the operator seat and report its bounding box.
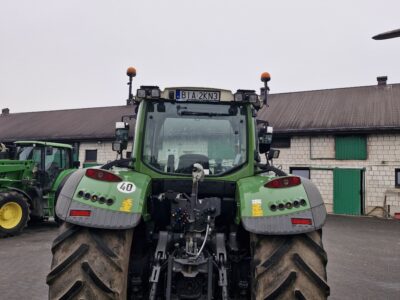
[175,154,209,174]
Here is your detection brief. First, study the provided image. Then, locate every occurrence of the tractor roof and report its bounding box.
[15,141,73,149]
[136,86,261,107]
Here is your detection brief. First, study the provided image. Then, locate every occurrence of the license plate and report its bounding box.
[176,90,220,101]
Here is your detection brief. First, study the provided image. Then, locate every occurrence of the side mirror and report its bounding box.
[267,149,280,160]
[112,141,122,152]
[258,125,273,154]
[114,122,129,153]
[73,161,81,168]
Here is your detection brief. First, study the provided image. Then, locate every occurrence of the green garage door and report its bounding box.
[333,169,362,215]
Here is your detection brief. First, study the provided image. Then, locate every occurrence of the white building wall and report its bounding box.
[271,134,400,216]
[79,141,134,165]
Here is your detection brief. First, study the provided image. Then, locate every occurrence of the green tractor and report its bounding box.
[48,68,329,299]
[0,141,78,237]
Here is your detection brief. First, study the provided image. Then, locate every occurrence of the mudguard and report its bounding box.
[238,175,326,235]
[56,168,151,229]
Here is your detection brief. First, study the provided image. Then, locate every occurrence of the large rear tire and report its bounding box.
[251,230,330,300]
[0,191,30,237]
[47,222,133,300]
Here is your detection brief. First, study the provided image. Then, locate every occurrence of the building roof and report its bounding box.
[0,105,135,142]
[1,82,400,142]
[258,83,400,134]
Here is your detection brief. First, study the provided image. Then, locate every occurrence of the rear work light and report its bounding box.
[233,89,259,104]
[264,176,302,188]
[291,218,313,225]
[85,169,122,182]
[69,209,91,217]
[136,86,161,99]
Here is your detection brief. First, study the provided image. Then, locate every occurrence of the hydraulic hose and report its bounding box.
[193,216,211,260]
[255,163,288,176]
[101,158,133,170]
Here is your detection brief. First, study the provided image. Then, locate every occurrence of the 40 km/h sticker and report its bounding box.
[117,181,136,193]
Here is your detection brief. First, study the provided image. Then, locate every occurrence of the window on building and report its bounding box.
[126,151,132,159]
[290,167,310,179]
[85,149,97,162]
[271,137,291,149]
[396,169,400,188]
[335,136,367,160]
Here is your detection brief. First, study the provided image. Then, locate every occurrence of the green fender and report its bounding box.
[55,168,151,229]
[47,169,77,216]
[237,175,327,235]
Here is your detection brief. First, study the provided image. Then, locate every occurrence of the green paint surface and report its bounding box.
[335,136,367,160]
[47,168,78,216]
[237,176,310,218]
[72,169,151,214]
[333,168,361,215]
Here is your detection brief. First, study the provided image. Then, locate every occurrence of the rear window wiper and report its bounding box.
[179,111,232,117]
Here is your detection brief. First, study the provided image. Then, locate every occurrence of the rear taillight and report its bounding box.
[264,176,301,188]
[291,218,312,225]
[69,209,91,217]
[85,169,122,182]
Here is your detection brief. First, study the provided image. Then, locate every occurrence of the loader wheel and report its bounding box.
[0,192,30,237]
[251,230,330,300]
[47,222,133,300]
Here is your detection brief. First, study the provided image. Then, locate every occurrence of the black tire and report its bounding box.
[47,222,134,300]
[0,191,30,237]
[251,230,330,300]
[54,213,63,226]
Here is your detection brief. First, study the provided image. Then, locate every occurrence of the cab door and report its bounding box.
[44,147,71,188]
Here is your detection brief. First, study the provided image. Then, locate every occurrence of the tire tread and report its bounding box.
[47,223,133,300]
[46,244,89,284]
[59,280,84,300]
[252,231,329,300]
[264,271,297,300]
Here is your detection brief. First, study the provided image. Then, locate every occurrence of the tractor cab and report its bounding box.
[14,141,74,189]
[141,98,248,176]
[112,68,276,179]
[130,85,277,180]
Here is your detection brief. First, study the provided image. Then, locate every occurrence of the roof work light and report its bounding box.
[136,86,161,101]
[234,90,260,108]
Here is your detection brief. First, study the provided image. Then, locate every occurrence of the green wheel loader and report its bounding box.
[48,68,329,299]
[0,141,78,237]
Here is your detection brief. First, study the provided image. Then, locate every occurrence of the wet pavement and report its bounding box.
[0,215,399,299]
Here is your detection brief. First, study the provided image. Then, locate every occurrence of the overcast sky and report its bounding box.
[1,0,399,113]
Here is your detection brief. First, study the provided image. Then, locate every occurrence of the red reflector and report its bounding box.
[69,209,91,217]
[291,218,312,225]
[265,176,301,188]
[85,169,122,182]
